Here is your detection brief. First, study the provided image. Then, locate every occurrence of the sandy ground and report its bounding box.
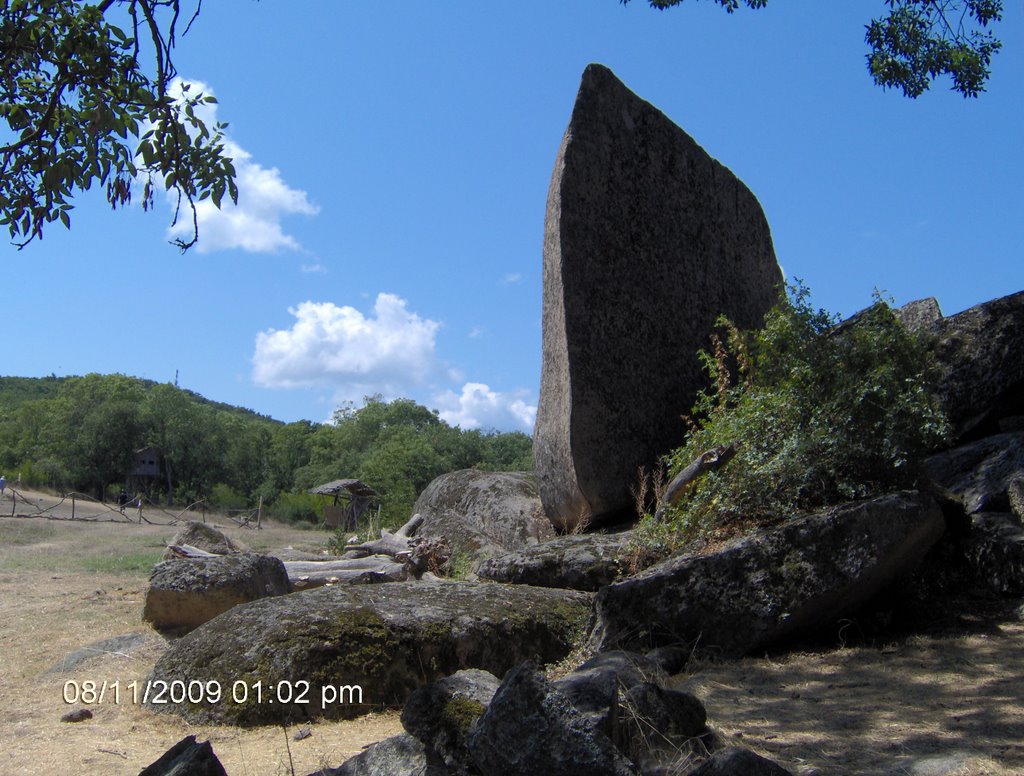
[0,492,402,776]
[1,488,1023,775]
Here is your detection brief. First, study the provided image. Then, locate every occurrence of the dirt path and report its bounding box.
[1,496,1022,775]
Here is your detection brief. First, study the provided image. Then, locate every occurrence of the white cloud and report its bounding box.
[435,382,536,433]
[502,272,524,285]
[301,263,328,274]
[162,79,318,253]
[252,293,441,393]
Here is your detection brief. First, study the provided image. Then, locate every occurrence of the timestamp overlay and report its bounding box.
[62,678,364,708]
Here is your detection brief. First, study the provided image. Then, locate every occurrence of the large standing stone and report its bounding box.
[535,64,782,531]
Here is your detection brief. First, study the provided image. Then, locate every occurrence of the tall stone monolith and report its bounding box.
[534,64,782,531]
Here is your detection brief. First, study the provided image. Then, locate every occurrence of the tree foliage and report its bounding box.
[623,0,1004,98]
[0,377,533,528]
[0,0,236,250]
[644,283,950,549]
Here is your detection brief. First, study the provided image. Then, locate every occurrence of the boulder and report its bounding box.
[139,735,227,776]
[143,552,291,634]
[905,290,1024,439]
[553,650,668,741]
[314,732,449,776]
[476,532,630,591]
[146,581,590,725]
[162,521,246,559]
[685,747,793,776]
[401,669,501,775]
[534,63,782,530]
[413,470,555,563]
[1011,475,1024,520]
[923,431,1024,514]
[620,682,708,770]
[466,661,638,776]
[589,491,945,657]
[964,512,1024,596]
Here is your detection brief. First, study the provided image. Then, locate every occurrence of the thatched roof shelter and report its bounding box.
[308,479,380,530]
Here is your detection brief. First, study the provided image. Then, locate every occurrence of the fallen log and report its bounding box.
[288,556,407,589]
[656,443,738,520]
[343,513,423,558]
[164,544,219,558]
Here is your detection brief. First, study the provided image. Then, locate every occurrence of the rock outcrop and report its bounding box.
[147,581,590,725]
[324,649,717,776]
[315,733,448,776]
[923,431,1024,514]
[589,492,945,657]
[901,290,1024,439]
[467,662,639,776]
[401,669,501,774]
[413,470,554,564]
[534,63,782,530]
[142,552,291,634]
[476,532,630,591]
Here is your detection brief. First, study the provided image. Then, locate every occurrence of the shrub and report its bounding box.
[207,483,247,511]
[267,491,321,525]
[651,282,951,546]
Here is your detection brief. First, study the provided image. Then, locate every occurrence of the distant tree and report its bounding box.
[624,0,1004,98]
[0,0,236,250]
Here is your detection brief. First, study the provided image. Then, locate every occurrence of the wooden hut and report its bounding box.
[308,479,380,531]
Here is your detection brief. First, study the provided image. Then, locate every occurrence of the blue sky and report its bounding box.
[4,1,1022,432]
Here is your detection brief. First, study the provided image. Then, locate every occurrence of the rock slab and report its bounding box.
[143,552,291,634]
[534,63,783,530]
[589,491,945,657]
[147,581,590,725]
[139,735,227,776]
[476,532,630,591]
[904,290,1024,439]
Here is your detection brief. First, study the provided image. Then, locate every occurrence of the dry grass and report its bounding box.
[3,488,1024,775]
[677,626,1024,775]
[0,491,401,776]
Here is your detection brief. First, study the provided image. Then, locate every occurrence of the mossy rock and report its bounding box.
[146,581,590,725]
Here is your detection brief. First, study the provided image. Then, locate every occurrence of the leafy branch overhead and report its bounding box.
[0,0,237,250]
[623,0,1004,98]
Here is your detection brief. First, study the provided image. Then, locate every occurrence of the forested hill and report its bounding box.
[0,375,274,423]
[0,374,532,527]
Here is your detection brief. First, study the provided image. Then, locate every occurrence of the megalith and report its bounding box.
[534,63,783,531]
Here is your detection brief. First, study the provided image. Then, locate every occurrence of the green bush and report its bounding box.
[267,491,321,525]
[207,483,247,511]
[652,282,951,546]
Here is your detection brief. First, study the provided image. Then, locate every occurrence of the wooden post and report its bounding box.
[256,495,263,530]
[10,490,14,516]
[71,495,76,521]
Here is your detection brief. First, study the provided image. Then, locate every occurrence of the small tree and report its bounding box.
[648,282,951,547]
